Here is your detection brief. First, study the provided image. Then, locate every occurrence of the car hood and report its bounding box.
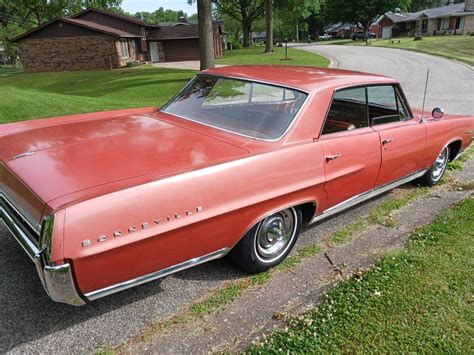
[0,112,248,216]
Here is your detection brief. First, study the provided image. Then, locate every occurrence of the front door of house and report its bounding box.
[150,42,159,62]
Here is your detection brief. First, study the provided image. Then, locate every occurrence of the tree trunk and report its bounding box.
[197,0,215,70]
[264,0,273,53]
[296,20,299,42]
[242,18,252,48]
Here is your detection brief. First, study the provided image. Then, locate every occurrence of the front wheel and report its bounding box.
[419,146,449,186]
[229,207,302,274]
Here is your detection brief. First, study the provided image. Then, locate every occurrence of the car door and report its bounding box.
[369,85,426,187]
[319,87,381,208]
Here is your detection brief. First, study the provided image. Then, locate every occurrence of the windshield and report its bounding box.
[161,75,308,140]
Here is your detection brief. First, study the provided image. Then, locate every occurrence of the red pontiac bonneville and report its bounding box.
[0,66,473,305]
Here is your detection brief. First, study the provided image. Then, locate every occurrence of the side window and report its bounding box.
[395,88,410,120]
[368,85,400,125]
[322,87,368,135]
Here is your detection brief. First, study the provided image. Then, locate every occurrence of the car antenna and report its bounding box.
[420,68,430,120]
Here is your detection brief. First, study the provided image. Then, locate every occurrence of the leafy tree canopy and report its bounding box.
[131,7,188,24]
[326,0,406,31]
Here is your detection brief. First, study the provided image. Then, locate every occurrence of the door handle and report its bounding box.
[326,152,342,161]
[382,138,394,145]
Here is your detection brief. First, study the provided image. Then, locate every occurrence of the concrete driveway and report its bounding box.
[295,44,473,115]
[152,60,227,71]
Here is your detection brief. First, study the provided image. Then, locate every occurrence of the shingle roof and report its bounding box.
[10,17,138,42]
[148,24,199,40]
[391,2,473,23]
[67,18,138,37]
[71,8,157,27]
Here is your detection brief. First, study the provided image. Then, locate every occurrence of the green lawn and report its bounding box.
[216,46,330,66]
[250,197,474,353]
[318,35,474,66]
[0,66,195,124]
[0,47,328,124]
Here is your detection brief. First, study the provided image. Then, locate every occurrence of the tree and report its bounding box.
[327,0,403,43]
[0,0,122,28]
[0,0,122,65]
[216,0,264,48]
[408,0,453,12]
[264,0,272,52]
[274,0,319,42]
[132,8,188,24]
[196,0,215,70]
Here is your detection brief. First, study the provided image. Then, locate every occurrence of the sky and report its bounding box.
[121,0,197,15]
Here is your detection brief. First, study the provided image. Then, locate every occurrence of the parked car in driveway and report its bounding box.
[1,66,472,305]
[351,31,376,40]
[319,33,333,40]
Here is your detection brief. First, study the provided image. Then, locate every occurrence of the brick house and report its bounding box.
[371,0,474,38]
[11,8,224,73]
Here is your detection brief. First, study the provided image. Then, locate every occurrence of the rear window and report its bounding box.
[162,75,308,140]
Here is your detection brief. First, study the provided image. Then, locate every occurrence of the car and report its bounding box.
[319,33,333,40]
[351,31,376,40]
[1,66,473,306]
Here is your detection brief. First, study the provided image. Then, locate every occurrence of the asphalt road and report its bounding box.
[0,193,389,353]
[296,44,474,116]
[1,46,473,353]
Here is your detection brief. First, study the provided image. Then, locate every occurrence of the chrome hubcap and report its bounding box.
[256,208,296,261]
[432,148,448,181]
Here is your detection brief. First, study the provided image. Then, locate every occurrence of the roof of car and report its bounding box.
[202,66,397,93]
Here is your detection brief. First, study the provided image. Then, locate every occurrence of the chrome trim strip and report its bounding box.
[0,200,41,260]
[1,198,85,306]
[310,169,428,224]
[85,247,231,301]
[0,186,41,234]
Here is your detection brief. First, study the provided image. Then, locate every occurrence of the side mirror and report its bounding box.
[432,107,445,120]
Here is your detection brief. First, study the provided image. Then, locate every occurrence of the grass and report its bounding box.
[116,154,473,350]
[216,46,330,67]
[0,47,328,124]
[319,36,474,66]
[250,196,474,353]
[0,66,196,124]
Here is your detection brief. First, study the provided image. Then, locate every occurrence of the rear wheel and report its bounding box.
[230,207,302,273]
[419,146,449,186]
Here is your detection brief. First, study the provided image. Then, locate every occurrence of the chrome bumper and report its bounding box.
[0,195,85,306]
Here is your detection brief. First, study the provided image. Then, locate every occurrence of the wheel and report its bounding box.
[419,146,449,186]
[229,207,302,273]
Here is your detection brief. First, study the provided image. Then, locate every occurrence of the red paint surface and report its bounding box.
[0,66,472,295]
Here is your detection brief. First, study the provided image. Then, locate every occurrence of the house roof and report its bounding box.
[10,17,138,42]
[148,23,221,40]
[67,18,138,37]
[148,24,199,40]
[389,2,474,23]
[326,22,354,32]
[71,7,157,27]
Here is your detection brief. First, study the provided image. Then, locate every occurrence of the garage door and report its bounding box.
[382,26,392,39]
[163,39,200,62]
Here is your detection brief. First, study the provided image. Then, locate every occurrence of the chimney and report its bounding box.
[178,16,188,23]
[466,0,474,12]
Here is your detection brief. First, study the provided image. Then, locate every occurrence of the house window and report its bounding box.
[120,39,129,58]
[455,17,464,30]
[440,17,449,30]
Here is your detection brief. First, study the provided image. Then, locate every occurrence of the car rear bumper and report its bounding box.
[0,193,85,306]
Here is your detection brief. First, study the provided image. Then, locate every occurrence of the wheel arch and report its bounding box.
[230,197,320,250]
[446,139,463,161]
